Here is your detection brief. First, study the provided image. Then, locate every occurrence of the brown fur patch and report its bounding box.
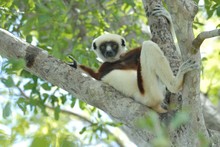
[80,47,142,81]
[137,61,145,94]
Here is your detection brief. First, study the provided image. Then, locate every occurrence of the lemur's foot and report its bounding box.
[151,4,172,23]
[179,58,200,74]
[152,104,168,113]
[68,55,77,69]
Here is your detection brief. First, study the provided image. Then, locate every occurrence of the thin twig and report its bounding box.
[192,29,220,53]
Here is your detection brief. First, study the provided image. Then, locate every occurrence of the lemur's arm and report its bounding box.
[68,56,100,80]
[79,65,101,80]
[68,47,141,80]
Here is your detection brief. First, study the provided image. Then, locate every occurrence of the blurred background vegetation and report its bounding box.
[0,0,219,146]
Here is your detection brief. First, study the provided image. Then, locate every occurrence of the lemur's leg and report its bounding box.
[143,40,199,93]
[151,5,199,91]
[140,41,198,113]
[151,4,181,56]
[140,40,168,113]
[161,58,199,93]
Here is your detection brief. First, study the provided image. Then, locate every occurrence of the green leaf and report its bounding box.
[79,127,87,134]
[30,136,50,147]
[24,81,34,90]
[79,101,87,110]
[41,83,51,91]
[20,70,32,78]
[28,0,35,10]
[60,141,75,147]
[1,76,14,87]
[97,111,102,118]
[61,95,67,104]
[217,6,220,16]
[0,129,10,146]
[70,97,76,108]
[202,57,208,61]
[42,93,49,103]
[50,95,58,106]
[7,58,25,72]
[3,102,12,118]
[106,122,122,127]
[17,98,27,114]
[26,35,33,43]
[54,106,60,120]
[38,15,51,25]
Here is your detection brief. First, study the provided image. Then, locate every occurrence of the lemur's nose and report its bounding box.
[106,50,115,57]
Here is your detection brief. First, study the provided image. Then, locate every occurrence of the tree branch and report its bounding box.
[209,129,220,146]
[0,28,154,145]
[192,29,220,53]
[201,94,220,132]
[17,83,218,136]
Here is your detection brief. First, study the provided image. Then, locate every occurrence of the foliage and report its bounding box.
[136,111,209,146]
[194,0,220,104]
[201,48,220,104]
[203,0,220,18]
[0,0,145,146]
[0,0,219,146]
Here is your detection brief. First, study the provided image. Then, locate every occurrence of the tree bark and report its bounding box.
[166,0,210,146]
[142,0,210,146]
[0,28,153,145]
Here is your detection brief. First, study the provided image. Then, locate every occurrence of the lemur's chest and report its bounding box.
[101,69,138,97]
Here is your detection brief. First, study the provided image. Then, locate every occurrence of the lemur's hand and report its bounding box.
[151,4,172,24]
[151,4,181,56]
[68,55,78,69]
[179,58,200,74]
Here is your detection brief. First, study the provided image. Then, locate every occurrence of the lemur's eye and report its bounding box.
[112,44,118,49]
[100,44,106,50]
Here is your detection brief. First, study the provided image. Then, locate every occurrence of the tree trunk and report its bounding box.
[142,0,209,146]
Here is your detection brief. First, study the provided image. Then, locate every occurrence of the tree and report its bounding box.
[0,0,220,146]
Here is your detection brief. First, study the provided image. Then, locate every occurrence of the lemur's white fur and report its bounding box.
[101,40,193,112]
[77,6,198,113]
[102,70,139,97]
[91,34,126,62]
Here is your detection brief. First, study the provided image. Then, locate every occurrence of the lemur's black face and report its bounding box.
[92,34,126,62]
[99,41,119,58]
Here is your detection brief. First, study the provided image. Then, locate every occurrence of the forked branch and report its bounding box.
[192,29,220,53]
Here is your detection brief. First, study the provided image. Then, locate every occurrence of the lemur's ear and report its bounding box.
[121,38,126,47]
[92,42,97,50]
